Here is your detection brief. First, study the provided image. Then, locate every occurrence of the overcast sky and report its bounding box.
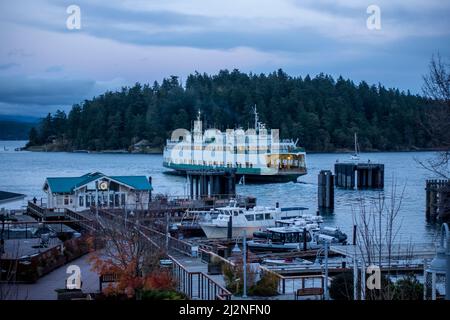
[0,0,449,117]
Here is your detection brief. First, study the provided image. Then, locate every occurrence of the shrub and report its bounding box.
[141,289,188,300]
[390,275,423,300]
[329,272,354,300]
[248,273,278,296]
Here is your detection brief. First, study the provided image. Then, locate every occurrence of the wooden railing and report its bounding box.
[27,201,47,219]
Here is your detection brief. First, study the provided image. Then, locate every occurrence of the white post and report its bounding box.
[360,260,365,300]
[353,257,358,300]
[95,185,99,218]
[423,259,427,300]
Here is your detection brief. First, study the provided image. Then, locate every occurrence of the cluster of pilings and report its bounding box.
[187,169,236,200]
[334,162,384,189]
[426,179,450,222]
[318,170,334,213]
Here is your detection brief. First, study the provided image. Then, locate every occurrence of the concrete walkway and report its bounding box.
[5,253,100,300]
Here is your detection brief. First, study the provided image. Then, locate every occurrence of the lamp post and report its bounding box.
[323,240,329,300]
[443,223,450,300]
[243,229,247,298]
[424,223,450,300]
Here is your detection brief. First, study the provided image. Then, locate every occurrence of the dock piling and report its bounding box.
[318,170,334,213]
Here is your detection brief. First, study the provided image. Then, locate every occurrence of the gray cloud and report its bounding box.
[0,63,20,70]
[0,75,96,105]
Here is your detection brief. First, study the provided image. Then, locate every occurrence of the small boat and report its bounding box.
[199,199,302,239]
[248,226,319,252]
[350,132,360,161]
[249,223,348,252]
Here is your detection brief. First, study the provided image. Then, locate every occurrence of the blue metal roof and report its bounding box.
[44,172,152,193]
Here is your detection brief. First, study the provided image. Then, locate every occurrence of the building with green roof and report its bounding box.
[43,172,152,212]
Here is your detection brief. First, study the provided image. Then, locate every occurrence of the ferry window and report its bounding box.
[265,213,272,220]
[255,214,264,221]
[245,215,255,221]
[234,211,238,216]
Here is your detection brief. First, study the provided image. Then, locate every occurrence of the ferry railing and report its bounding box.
[169,254,232,300]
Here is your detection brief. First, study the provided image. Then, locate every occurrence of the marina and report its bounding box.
[1,140,449,300]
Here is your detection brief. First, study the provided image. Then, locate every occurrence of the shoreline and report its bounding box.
[1,140,446,155]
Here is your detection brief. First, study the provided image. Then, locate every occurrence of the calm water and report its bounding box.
[0,140,444,243]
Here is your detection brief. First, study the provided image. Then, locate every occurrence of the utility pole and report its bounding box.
[243,229,247,298]
[353,257,358,300]
[165,212,170,253]
[442,223,450,300]
[323,241,329,300]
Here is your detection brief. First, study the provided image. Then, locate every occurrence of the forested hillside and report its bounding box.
[27,69,434,152]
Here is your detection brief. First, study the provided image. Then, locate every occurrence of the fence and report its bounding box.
[169,254,231,300]
[260,266,327,296]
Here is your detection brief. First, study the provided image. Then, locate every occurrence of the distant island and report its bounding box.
[24,69,438,153]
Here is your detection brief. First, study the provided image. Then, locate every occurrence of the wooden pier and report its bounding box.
[334,162,384,189]
[426,179,450,222]
[187,169,236,200]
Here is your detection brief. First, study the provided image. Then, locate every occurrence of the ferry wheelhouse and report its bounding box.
[163,108,307,182]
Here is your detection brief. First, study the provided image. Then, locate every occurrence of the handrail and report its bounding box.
[169,254,231,300]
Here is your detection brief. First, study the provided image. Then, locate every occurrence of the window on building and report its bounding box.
[79,196,84,207]
[64,196,69,206]
[114,194,120,207]
[121,194,126,206]
[86,195,90,207]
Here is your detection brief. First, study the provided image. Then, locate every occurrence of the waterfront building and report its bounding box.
[43,172,152,212]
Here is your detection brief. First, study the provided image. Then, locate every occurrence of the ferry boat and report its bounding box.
[198,200,302,239]
[163,107,307,182]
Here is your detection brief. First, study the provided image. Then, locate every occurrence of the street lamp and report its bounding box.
[424,223,450,300]
[242,229,247,298]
